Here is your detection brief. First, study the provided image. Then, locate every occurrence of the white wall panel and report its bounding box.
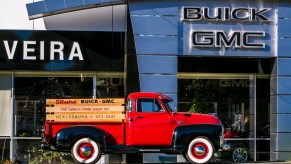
[0,0,45,30]
[0,74,11,136]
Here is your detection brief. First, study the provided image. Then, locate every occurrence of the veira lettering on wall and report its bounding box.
[2,40,83,61]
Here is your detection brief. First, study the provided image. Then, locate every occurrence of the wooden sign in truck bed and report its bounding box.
[45,98,125,122]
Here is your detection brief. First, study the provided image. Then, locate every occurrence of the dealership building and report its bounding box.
[0,0,291,163]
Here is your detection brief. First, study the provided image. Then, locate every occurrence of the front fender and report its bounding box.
[172,124,223,153]
[54,125,105,152]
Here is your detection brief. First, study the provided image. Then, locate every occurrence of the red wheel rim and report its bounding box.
[78,143,95,159]
[192,142,209,159]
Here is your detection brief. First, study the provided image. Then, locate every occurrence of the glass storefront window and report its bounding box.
[13,72,125,138]
[178,75,255,137]
[14,76,93,137]
[0,138,10,162]
[96,77,124,98]
[178,73,270,162]
[9,72,125,163]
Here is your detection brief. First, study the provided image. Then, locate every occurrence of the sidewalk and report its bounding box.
[209,160,291,164]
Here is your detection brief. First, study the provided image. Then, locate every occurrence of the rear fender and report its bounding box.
[172,124,223,153]
[54,125,105,152]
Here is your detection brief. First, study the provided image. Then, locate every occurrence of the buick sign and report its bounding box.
[183,7,271,49]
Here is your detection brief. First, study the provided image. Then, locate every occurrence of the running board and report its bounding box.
[139,149,160,152]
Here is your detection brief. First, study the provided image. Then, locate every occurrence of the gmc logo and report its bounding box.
[192,31,265,49]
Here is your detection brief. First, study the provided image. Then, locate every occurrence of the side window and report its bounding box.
[137,98,163,112]
[126,99,133,112]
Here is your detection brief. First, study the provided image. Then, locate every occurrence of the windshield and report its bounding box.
[162,99,173,112]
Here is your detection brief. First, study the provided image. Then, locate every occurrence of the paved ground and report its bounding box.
[209,160,291,164]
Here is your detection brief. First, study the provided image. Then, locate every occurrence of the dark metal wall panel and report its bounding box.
[65,0,84,8]
[278,1,291,19]
[270,133,291,151]
[271,58,291,161]
[45,0,66,12]
[128,0,178,55]
[138,55,177,74]
[140,75,177,93]
[43,5,127,32]
[278,19,291,38]
[128,0,178,15]
[135,36,177,55]
[277,77,291,95]
[84,0,103,5]
[277,58,291,75]
[131,16,178,35]
[271,114,291,133]
[278,39,291,57]
[271,151,291,162]
[26,1,46,17]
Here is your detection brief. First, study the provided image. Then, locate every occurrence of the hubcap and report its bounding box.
[192,143,209,159]
[194,146,205,156]
[81,146,92,156]
[233,148,248,162]
[78,143,94,159]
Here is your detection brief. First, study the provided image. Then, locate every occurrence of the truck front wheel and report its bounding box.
[184,137,214,164]
[71,138,101,164]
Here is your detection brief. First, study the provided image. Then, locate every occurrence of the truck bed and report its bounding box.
[45,121,125,145]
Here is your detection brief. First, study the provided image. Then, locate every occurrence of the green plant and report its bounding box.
[185,79,216,114]
[0,160,13,164]
[28,147,74,164]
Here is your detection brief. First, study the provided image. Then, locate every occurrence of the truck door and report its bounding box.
[127,98,172,146]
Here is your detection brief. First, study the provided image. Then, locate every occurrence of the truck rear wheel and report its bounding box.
[71,138,101,164]
[184,137,214,164]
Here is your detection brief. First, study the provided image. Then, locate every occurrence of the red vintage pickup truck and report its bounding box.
[42,92,229,164]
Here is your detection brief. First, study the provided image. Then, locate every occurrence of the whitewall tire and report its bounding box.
[185,137,214,164]
[71,138,101,164]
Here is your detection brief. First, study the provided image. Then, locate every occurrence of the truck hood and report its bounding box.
[174,112,221,125]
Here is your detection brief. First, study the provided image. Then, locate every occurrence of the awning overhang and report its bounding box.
[26,0,126,20]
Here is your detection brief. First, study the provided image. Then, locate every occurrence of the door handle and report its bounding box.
[135,116,144,118]
[128,117,133,121]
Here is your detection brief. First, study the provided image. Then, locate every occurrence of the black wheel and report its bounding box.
[71,138,101,164]
[184,137,214,164]
[232,148,248,163]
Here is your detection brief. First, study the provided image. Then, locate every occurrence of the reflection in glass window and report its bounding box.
[0,139,10,161]
[178,78,254,137]
[14,77,93,137]
[137,98,162,112]
[96,77,124,98]
[14,139,74,163]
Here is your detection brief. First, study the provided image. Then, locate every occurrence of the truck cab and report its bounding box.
[42,92,229,164]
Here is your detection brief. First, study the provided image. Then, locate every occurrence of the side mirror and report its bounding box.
[172,107,177,114]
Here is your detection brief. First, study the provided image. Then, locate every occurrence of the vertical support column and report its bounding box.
[254,74,257,162]
[128,0,178,163]
[10,72,14,161]
[270,58,291,161]
[271,2,291,161]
